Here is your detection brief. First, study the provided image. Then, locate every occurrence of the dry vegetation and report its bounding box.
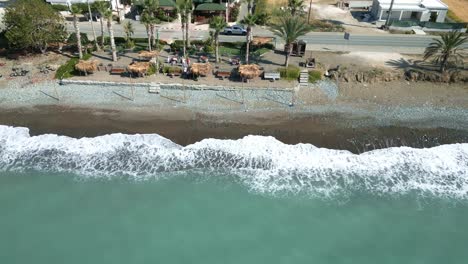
[443,0,468,22]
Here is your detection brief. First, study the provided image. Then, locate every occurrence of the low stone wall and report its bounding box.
[59,79,153,87]
[59,79,294,91]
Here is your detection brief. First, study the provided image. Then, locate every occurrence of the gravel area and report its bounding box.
[1,80,467,131]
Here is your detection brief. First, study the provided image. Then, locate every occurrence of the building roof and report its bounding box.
[377,0,447,10]
[159,0,176,7]
[195,3,226,11]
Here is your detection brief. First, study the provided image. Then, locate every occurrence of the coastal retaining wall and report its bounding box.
[59,79,296,92]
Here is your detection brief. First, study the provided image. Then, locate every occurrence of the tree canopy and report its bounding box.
[270,16,312,66]
[424,31,467,73]
[3,0,67,53]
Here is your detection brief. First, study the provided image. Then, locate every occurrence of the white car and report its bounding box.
[223,25,247,35]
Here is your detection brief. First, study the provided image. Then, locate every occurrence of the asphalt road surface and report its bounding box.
[69,21,468,52]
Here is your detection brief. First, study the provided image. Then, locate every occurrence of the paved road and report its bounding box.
[69,21,468,53]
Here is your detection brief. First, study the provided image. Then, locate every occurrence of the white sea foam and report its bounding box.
[1,125,467,199]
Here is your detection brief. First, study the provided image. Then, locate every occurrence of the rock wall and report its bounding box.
[328,69,402,84]
[404,69,468,83]
[328,68,468,84]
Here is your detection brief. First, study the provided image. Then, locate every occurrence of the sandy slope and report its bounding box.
[443,0,468,22]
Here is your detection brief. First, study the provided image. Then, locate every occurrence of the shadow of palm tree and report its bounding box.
[385,58,439,72]
[91,52,113,61]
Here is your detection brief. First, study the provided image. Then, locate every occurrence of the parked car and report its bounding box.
[223,25,247,35]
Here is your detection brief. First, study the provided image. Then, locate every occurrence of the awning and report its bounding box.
[159,0,176,8]
[195,3,226,11]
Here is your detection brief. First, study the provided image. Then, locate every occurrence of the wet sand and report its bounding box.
[1,105,466,153]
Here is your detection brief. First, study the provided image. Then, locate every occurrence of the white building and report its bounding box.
[371,0,448,23]
[341,0,374,9]
[46,0,124,11]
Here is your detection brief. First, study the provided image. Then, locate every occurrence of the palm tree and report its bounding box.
[424,31,467,73]
[87,0,100,51]
[270,16,312,67]
[104,9,118,61]
[185,0,193,48]
[240,14,257,64]
[177,0,193,57]
[123,20,135,47]
[288,0,304,16]
[142,0,159,48]
[93,0,109,49]
[70,4,83,59]
[140,12,154,51]
[209,16,227,63]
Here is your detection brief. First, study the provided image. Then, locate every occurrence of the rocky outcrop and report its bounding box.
[405,69,468,83]
[328,68,402,83]
[326,67,467,84]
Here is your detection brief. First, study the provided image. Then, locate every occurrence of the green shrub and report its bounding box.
[55,54,91,79]
[125,39,135,49]
[51,4,69,12]
[308,70,322,83]
[82,53,92,60]
[278,65,300,80]
[204,45,214,53]
[55,58,78,79]
[147,63,156,75]
[229,3,240,22]
[170,40,184,51]
[67,33,89,45]
[162,66,182,74]
[0,31,8,49]
[190,40,205,46]
[255,12,270,26]
[310,20,345,32]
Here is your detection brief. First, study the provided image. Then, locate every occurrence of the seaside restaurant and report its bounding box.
[194,2,227,23]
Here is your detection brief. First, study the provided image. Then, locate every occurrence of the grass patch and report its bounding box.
[253,47,270,56]
[219,43,272,57]
[278,65,300,81]
[55,53,92,79]
[219,46,241,56]
[308,70,322,83]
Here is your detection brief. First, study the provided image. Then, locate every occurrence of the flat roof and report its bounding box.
[377,0,447,10]
[421,0,447,9]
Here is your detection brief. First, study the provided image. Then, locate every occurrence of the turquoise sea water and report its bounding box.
[1,171,468,264]
[1,125,468,263]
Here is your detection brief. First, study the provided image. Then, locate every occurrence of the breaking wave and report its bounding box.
[1,125,467,199]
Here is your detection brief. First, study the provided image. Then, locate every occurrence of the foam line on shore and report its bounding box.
[1,125,467,199]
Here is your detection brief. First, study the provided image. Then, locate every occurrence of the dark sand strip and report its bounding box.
[1,105,467,153]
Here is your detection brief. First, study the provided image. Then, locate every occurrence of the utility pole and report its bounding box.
[114,0,121,23]
[307,0,313,24]
[225,1,229,23]
[384,0,395,29]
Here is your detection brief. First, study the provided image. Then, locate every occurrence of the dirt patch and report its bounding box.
[310,4,386,34]
[444,0,468,22]
[341,52,405,68]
